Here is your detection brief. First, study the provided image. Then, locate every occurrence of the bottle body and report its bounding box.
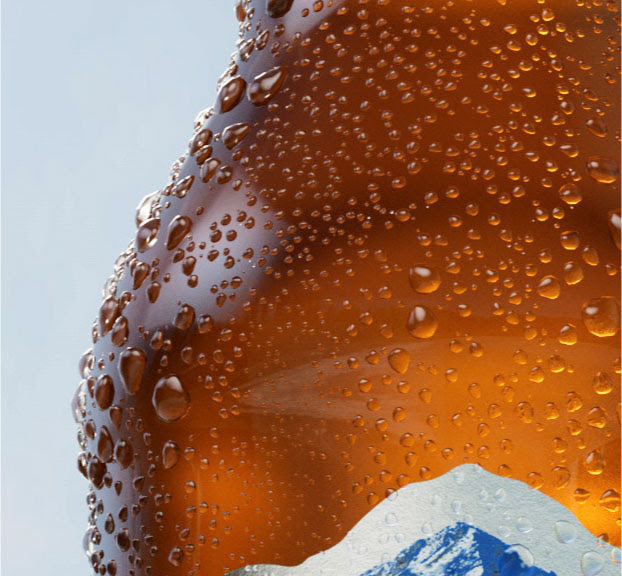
[74,1,621,574]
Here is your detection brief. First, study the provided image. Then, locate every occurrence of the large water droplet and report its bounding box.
[581,296,620,337]
[223,122,250,149]
[166,215,192,250]
[581,551,604,575]
[153,375,190,422]
[118,347,147,395]
[586,156,618,184]
[216,76,246,114]
[248,66,288,106]
[407,305,438,339]
[98,296,120,337]
[266,0,293,17]
[95,375,115,410]
[537,275,561,299]
[408,265,441,293]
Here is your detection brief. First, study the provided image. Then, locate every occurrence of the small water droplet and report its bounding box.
[608,209,621,250]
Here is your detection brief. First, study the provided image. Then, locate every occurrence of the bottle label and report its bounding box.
[231,464,620,576]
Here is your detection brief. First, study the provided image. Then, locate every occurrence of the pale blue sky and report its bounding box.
[1,2,236,573]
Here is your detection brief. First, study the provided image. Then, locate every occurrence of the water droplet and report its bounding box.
[216,76,246,114]
[584,450,604,475]
[97,426,114,462]
[98,296,120,337]
[135,218,160,253]
[114,439,134,469]
[266,0,293,17]
[388,348,410,374]
[586,117,608,138]
[599,489,621,512]
[166,215,192,250]
[153,375,190,422]
[135,191,158,226]
[516,517,533,533]
[537,275,561,299]
[408,265,441,293]
[168,546,184,567]
[558,183,582,205]
[581,297,620,337]
[563,261,584,285]
[581,551,604,576]
[407,305,438,339]
[587,407,607,428]
[558,324,578,345]
[248,66,288,106]
[498,545,534,576]
[162,441,180,470]
[586,156,618,184]
[222,122,250,149]
[554,520,577,544]
[608,209,621,250]
[593,371,613,395]
[118,347,147,395]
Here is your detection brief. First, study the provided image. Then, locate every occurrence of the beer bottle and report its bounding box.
[73,1,621,574]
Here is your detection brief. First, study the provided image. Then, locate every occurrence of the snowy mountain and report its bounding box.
[359,522,555,576]
[229,465,620,576]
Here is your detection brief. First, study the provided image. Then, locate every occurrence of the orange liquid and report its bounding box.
[74,1,621,574]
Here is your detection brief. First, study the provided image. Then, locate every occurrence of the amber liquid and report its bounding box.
[74,1,621,574]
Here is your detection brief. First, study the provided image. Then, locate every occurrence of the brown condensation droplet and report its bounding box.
[388,348,411,374]
[166,216,192,250]
[87,456,107,489]
[174,304,196,330]
[408,265,441,294]
[608,209,621,250]
[117,347,147,395]
[162,441,180,470]
[152,376,190,423]
[406,305,438,339]
[266,0,294,17]
[216,76,246,114]
[94,375,114,410]
[586,156,619,184]
[537,276,561,300]
[581,297,620,338]
[114,439,134,469]
[223,122,251,149]
[135,218,160,253]
[248,66,288,106]
[97,426,114,463]
[98,296,120,337]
